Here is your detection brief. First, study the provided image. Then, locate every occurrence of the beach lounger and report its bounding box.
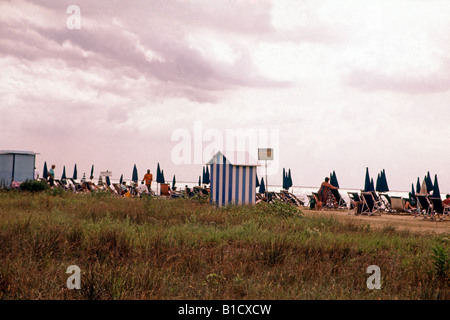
[280,191,304,207]
[415,195,432,219]
[347,192,363,215]
[429,197,450,220]
[360,192,382,216]
[330,188,347,209]
[379,193,395,213]
[389,196,406,213]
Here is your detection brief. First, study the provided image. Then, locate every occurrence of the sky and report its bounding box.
[1,0,450,191]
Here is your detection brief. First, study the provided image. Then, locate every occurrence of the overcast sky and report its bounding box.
[1,0,450,191]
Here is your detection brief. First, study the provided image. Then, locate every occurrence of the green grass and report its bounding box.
[0,190,448,299]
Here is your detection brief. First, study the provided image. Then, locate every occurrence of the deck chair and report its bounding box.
[371,192,385,212]
[347,192,363,215]
[415,195,432,218]
[379,193,395,213]
[360,192,382,215]
[389,196,406,213]
[281,191,304,207]
[429,197,450,220]
[330,188,347,209]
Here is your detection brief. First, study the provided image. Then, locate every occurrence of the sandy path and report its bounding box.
[303,208,450,235]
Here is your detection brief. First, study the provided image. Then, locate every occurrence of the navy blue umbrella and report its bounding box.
[287,169,292,189]
[161,170,165,184]
[259,177,266,194]
[376,173,382,192]
[432,174,441,198]
[156,163,162,183]
[381,169,389,192]
[411,183,415,197]
[198,175,201,186]
[426,172,433,193]
[202,167,206,185]
[364,167,373,192]
[255,172,260,188]
[330,171,340,188]
[416,178,421,194]
[132,164,138,182]
[90,165,94,179]
[205,166,210,184]
[119,174,123,184]
[173,175,177,190]
[282,168,287,190]
[106,176,111,186]
[43,162,48,179]
[61,166,67,180]
[73,164,78,180]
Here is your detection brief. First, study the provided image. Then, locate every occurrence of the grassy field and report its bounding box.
[0,190,448,300]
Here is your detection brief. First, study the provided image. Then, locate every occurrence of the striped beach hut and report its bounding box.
[207,151,258,207]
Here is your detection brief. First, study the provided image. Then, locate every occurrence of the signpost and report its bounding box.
[258,148,273,203]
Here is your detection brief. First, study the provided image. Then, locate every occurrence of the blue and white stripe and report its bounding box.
[210,155,256,207]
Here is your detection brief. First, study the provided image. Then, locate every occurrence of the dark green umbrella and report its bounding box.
[416,178,421,194]
[204,166,210,185]
[426,172,433,193]
[330,170,340,188]
[287,169,292,189]
[159,170,165,184]
[376,173,381,192]
[61,166,66,180]
[173,175,176,190]
[364,167,372,192]
[432,174,441,198]
[259,177,266,194]
[156,163,162,183]
[43,162,48,179]
[381,169,389,192]
[132,164,138,182]
[73,164,77,180]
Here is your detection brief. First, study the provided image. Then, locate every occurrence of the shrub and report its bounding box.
[19,179,49,193]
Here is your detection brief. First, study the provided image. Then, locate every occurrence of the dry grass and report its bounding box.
[0,190,448,300]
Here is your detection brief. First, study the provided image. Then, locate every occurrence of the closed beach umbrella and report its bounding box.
[119,174,123,184]
[173,175,177,190]
[43,162,48,179]
[330,171,340,188]
[73,164,77,180]
[381,169,389,192]
[61,166,67,180]
[161,170,165,184]
[287,169,292,189]
[156,163,162,183]
[370,178,375,192]
[282,168,287,190]
[364,167,372,192]
[411,183,415,197]
[202,167,206,184]
[426,172,433,193]
[416,178,421,194]
[432,174,441,198]
[255,172,260,188]
[376,173,381,192]
[259,177,266,194]
[198,175,201,186]
[132,164,138,182]
[106,176,111,186]
[90,165,94,179]
[204,166,210,184]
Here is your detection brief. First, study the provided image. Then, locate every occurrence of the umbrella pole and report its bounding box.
[265,160,268,203]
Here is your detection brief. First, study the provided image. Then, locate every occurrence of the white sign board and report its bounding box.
[258,148,273,160]
[100,170,112,177]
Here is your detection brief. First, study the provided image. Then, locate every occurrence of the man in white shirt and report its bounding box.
[137,181,149,196]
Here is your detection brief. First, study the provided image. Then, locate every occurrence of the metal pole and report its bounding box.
[265,159,268,203]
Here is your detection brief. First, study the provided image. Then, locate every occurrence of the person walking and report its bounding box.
[142,169,153,191]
